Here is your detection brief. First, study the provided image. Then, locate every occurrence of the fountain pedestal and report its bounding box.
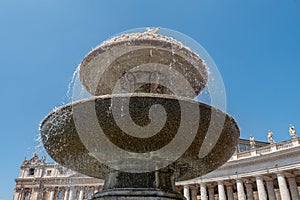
[93,168,184,200]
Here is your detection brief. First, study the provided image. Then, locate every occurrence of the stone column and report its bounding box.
[277,173,291,200]
[184,185,190,200]
[236,179,246,200]
[245,181,254,200]
[49,188,55,200]
[256,176,267,200]
[190,186,198,200]
[218,181,226,200]
[266,180,276,200]
[288,176,300,200]
[64,188,69,200]
[13,188,21,200]
[226,184,234,200]
[32,188,40,200]
[200,183,208,200]
[78,187,84,200]
[208,184,215,200]
[69,187,76,200]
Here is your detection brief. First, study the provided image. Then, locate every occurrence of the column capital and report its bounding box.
[244,177,255,184]
[276,171,286,176]
[262,175,274,182]
[199,182,206,187]
[265,179,274,183]
[78,186,85,190]
[255,175,264,181]
[224,180,235,186]
[33,187,40,192]
[183,185,190,189]
[236,178,244,183]
[189,184,198,190]
[287,175,297,180]
[206,182,216,188]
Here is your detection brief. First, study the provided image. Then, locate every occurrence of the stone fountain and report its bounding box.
[40,28,239,200]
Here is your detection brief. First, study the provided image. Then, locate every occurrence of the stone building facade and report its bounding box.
[14,138,300,200]
[176,137,300,200]
[13,154,103,200]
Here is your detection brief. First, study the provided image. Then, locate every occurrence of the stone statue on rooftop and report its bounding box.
[289,124,297,139]
[145,27,160,34]
[268,130,275,144]
[41,156,46,163]
[250,136,256,148]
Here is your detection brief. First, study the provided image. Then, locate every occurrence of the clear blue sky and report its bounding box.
[1,0,300,199]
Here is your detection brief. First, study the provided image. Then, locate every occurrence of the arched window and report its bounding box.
[28,168,35,176]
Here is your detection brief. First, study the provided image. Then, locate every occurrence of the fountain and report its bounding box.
[40,28,239,200]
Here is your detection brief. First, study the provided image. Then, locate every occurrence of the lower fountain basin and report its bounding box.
[40,93,239,181]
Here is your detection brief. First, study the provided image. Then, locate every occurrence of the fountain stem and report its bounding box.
[93,167,184,200]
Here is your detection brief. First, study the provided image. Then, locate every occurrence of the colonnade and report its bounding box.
[180,172,300,200]
[14,185,102,200]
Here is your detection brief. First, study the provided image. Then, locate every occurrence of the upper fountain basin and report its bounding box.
[79,31,208,98]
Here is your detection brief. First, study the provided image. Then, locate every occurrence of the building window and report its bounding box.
[23,191,30,200]
[28,168,35,176]
[46,170,52,176]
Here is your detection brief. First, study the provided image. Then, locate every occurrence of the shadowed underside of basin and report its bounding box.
[40,94,239,182]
